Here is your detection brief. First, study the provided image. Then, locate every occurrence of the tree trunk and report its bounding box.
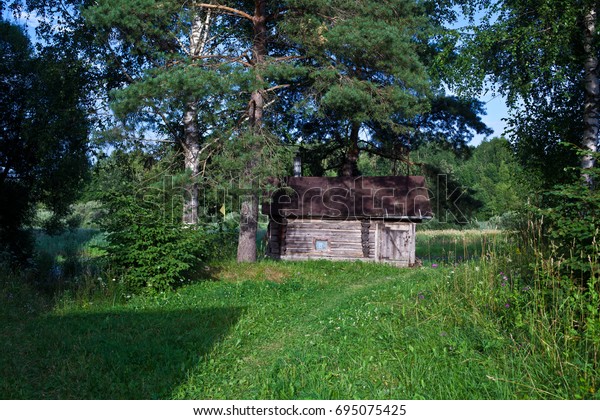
[583,5,599,187]
[182,12,211,224]
[237,191,259,262]
[237,0,267,262]
[342,122,360,176]
[182,100,200,224]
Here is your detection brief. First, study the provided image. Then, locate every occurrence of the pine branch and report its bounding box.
[265,84,290,93]
[266,7,289,22]
[272,55,304,62]
[105,41,180,142]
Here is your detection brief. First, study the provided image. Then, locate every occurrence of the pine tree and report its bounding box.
[87,0,490,260]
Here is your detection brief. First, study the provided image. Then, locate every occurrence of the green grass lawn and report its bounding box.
[2,241,592,399]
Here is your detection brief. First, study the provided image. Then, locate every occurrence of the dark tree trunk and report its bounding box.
[583,5,599,187]
[342,122,360,176]
[237,0,267,262]
[237,191,259,262]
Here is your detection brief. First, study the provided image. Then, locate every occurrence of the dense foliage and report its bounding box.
[92,150,218,292]
[100,194,206,293]
[0,20,89,262]
[450,0,599,281]
[539,150,600,279]
[454,138,533,219]
[454,0,598,187]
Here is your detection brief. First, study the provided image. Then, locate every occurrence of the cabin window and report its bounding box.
[314,239,329,251]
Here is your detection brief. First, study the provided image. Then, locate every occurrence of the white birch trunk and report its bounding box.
[182,11,211,224]
[182,100,201,225]
[583,5,599,187]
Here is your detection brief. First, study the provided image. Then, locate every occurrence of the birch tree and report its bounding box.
[455,0,599,187]
[182,10,212,225]
[583,3,599,187]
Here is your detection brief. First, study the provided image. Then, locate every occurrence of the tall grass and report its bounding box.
[416,224,600,398]
[515,218,600,398]
[27,229,124,304]
[1,227,598,399]
[415,229,507,264]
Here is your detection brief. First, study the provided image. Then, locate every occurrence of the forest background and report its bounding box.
[0,0,599,400]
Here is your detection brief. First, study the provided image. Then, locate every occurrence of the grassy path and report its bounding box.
[169,261,555,399]
[1,259,579,399]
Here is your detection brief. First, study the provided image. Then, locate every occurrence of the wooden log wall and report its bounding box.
[266,219,375,262]
[266,218,416,267]
[266,221,281,258]
[361,219,370,258]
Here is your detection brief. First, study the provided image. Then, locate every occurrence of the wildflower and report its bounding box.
[475,266,480,272]
[432,263,438,268]
[503,276,508,281]
[505,303,510,308]
[418,294,425,300]
[501,282,506,287]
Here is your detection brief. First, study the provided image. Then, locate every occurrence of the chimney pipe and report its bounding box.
[293,154,302,177]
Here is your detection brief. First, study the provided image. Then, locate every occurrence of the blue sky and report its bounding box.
[448,8,510,146]
[473,93,509,145]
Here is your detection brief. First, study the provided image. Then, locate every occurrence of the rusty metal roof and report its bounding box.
[262,176,433,221]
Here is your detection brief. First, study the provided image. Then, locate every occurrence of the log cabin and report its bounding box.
[262,176,433,267]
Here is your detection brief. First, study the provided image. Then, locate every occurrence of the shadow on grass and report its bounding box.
[0,307,243,399]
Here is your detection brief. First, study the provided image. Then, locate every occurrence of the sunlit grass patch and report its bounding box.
[416,229,509,264]
[208,260,293,283]
[416,229,502,237]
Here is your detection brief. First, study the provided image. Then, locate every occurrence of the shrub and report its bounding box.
[101,191,208,293]
[485,211,524,230]
[538,152,599,281]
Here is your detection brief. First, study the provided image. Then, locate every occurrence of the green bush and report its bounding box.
[101,191,208,293]
[539,153,599,281]
[90,149,218,293]
[486,211,523,230]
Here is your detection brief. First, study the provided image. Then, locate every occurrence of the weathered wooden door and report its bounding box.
[376,223,415,266]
